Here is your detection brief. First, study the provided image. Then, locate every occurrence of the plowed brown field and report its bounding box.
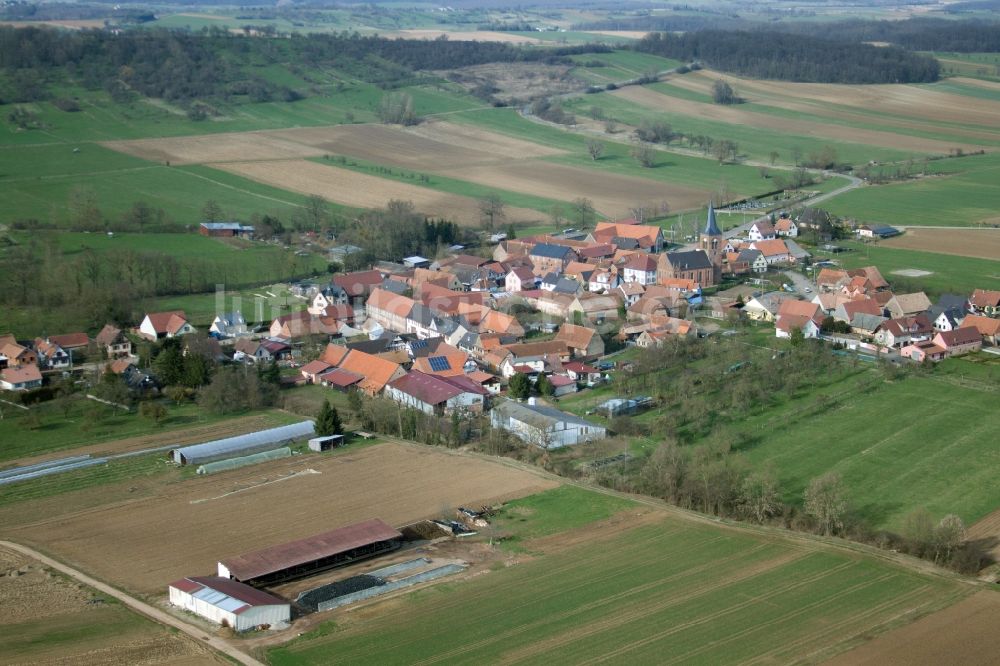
[882,228,1000,260]
[967,506,1000,563]
[825,591,1000,666]
[0,546,219,664]
[3,442,556,595]
[215,159,543,223]
[103,132,325,165]
[614,84,989,154]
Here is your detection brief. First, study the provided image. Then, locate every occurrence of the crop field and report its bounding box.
[662,70,1000,146]
[612,80,990,156]
[0,143,327,226]
[828,591,1000,666]
[105,119,727,219]
[268,486,970,665]
[735,367,1000,531]
[0,442,556,595]
[0,545,220,665]
[882,228,1000,261]
[934,52,1000,81]
[814,241,1000,296]
[821,153,1000,227]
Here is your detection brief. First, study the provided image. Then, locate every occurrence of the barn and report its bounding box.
[167,576,290,632]
[199,222,255,238]
[217,519,402,586]
[170,421,315,465]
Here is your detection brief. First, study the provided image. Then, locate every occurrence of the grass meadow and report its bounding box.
[813,240,999,296]
[821,153,1000,227]
[732,360,1000,531]
[268,485,968,665]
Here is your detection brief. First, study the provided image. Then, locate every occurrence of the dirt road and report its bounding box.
[0,540,265,666]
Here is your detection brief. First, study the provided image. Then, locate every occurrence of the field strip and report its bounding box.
[176,167,305,208]
[882,227,1000,261]
[0,540,263,666]
[213,159,543,224]
[767,585,949,664]
[672,70,1000,134]
[613,85,988,154]
[582,562,877,665]
[415,547,811,665]
[189,468,320,504]
[666,575,917,664]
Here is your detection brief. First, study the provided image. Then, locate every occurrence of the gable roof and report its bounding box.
[333,270,383,297]
[750,239,789,257]
[508,267,535,282]
[388,370,486,405]
[144,311,187,334]
[339,349,403,393]
[367,287,416,319]
[493,398,601,430]
[777,299,821,321]
[301,360,332,376]
[840,298,883,319]
[576,244,616,259]
[319,343,350,367]
[530,243,574,260]
[664,250,712,270]
[503,340,569,360]
[936,327,982,347]
[624,254,658,272]
[774,218,795,232]
[1,365,42,385]
[171,576,287,613]
[554,323,597,351]
[960,314,1000,337]
[593,222,662,248]
[970,289,1000,308]
[751,220,775,236]
[848,266,888,290]
[412,351,469,377]
[817,268,849,287]
[48,332,90,349]
[889,292,932,315]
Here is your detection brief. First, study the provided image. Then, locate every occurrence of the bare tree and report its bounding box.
[804,472,848,536]
[571,198,595,227]
[201,199,223,223]
[769,150,780,165]
[478,193,505,231]
[631,141,655,168]
[933,514,966,564]
[738,467,782,523]
[713,139,739,165]
[586,138,605,161]
[549,203,565,231]
[603,118,618,134]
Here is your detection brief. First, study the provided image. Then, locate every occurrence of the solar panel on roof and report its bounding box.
[410,340,428,349]
[427,356,450,372]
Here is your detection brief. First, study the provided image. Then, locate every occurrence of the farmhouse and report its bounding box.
[217,519,402,585]
[385,371,487,415]
[969,289,1000,317]
[168,576,289,632]
[621,254,658,285]
[529,243,577,275]
[0,336,38,368]
[591,221,664,252]
[505,267,536,293]
[749,239,791,265]
[900,340,947,363]
[775,217,798,237]
[33,338,71,369]
[554,323,605,360]
[199,222,254,238]
[884,292,932,319]
[960,314,1000,345]
[491,398,606,448]
[748,220,776,242]
[932,328,983,357]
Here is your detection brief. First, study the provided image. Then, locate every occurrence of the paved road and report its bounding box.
[0,540,266,666]
[782,269,815,297]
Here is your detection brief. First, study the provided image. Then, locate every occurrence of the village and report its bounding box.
[2,205,998,450]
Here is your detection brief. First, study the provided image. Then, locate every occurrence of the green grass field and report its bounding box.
[821,153,1000,227]
[734,361,1000,531]
[933,52,1000,81]
[813,240,1000,296]
[0,143,333,225]
[0,400,298,465]
[268,485,968,665]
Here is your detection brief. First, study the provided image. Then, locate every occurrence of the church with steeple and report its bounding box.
[657,203,723,288]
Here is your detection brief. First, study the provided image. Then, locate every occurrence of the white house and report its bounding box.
[621,254,658,286]
[749,239,791,265]
[309,284,349,315]
[210,311,248,338]
[385,371,486,415]
[748,220,776,242]
[139,311,194,340]
[505,267,536,293]
[774,218,798,237]
[490,398,606,448]
[588,268,619,294]
[0,365,43,391]
[168,576,289,632]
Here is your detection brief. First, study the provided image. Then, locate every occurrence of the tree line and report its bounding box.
[634,30,940,83]
[0,26,611,107]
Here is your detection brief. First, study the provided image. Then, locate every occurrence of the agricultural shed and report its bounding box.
[217,519,402,585]
[308,435,344,452]
[168,576,289,632]
[171,421,314,465]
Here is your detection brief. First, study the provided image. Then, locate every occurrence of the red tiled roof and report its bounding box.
[219,519,402,581]
[145,310,187,334]
[937,327,982,347]
[1,365,41,384]
[333,270,383,297]
[300,360,332,376]
[970,288,1000,308]
[48,332,89,349]
[318,368,363,388]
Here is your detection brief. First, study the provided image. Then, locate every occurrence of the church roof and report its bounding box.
[703,204,722,237]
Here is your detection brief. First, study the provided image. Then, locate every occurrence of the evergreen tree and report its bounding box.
[508,372,531,400]
[315,399,343,436]
[537,373,555,397]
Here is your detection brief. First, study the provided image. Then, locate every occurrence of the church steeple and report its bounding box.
[704,202,721,237]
